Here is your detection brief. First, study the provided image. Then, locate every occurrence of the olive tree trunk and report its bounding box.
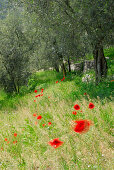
[93,45,108,85]
[61,62,66,77]
[68,56,71,72]
[54,63,59,72]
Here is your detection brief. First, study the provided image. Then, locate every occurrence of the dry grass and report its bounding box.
[0,80,113,170]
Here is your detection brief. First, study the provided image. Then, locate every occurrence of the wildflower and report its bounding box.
[41,88,44,91]
[48,96,50,98]
[33,113,37,117]
[34,100,36,102]
[35,121,38,125]
[13,141,16,144]
[14,133,17,137]
[72,120,93,134]
[80,110,83,112]
[48,138,64,148]
[89,103,95,109]
[7,141,9,144]
[74,104,80,110]
[1,147,3,151]
[35,94,40,97]
[48,122,52,125]
[84,93,87,95]
[56,81,58,83]
[82,74,92,83]
[5,138,7,141]
[72,111,77,115]
[63,77,65,80]
[34,90,37,93]
[41,94,43,96]
[61,79,63,81]
[42,124,46,127]
[15,140,17,143]
[37,115,42,120]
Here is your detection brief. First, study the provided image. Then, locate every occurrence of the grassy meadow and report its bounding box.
[0,49,114,169]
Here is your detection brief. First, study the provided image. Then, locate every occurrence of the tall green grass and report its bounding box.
[0,47,113,169]
[0,74,113,169]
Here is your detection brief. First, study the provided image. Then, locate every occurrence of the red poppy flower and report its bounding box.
[63,77,65,80]
[34,100,36,102]
[15,140,17,143]
[41,94,43,96]
[5,138,7,141]
[7,141,9,144]
[48,122,52,125]
[61,79,63,81]
[72,111,77,115]
[48,138,64,148]
[34,90,37,93]
[33,113,37,117]
[72,120,93,134]
[14,133,17,137]
[80,110,83,112]
[13,141,16,144]
[42,124,46,127]
[56,81,58,83]
[37,115,42,120]
[84,93,87,95]
[89,103,95,109]
[1,147,3,150]
[35,121,38,125]
[48,96,50,98]
[74,104,80,110]
[35,94,40,97]
[41,88,44,91]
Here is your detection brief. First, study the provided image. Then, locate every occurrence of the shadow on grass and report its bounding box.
[73,77,114,103]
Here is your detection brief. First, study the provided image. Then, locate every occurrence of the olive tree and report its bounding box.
[0,10,34,93]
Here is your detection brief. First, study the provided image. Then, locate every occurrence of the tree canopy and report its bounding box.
[0,0,113,93]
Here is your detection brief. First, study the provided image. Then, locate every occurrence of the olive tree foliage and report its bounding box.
[10,0,86,73]
[50,0,113,83]
[0,10,36,93]
[8,0,113,84]
[69,0,114,84]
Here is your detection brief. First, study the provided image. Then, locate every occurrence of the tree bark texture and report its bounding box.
[62,62,66,77]
[68,57,71,72]
[93,45,108,85]
[54,63,59,72]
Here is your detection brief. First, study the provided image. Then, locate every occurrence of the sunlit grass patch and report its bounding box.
[0,65,113,169]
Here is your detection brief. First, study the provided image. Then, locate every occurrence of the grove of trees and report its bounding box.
[0,0,113,93]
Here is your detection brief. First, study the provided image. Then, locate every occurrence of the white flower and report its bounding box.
[82,74,94,83]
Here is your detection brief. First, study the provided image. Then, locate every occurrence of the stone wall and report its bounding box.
[83,60,94,72]
[70,60,94,72]
[46,60,94,72]
[70,62,83,72]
